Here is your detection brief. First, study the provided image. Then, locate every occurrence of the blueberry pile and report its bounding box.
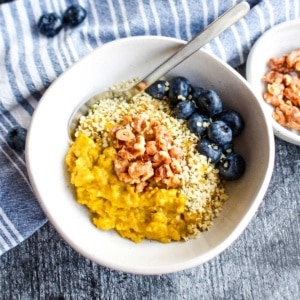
[6,126,27,152]
[37,5,87,37]
[145,76,246,181]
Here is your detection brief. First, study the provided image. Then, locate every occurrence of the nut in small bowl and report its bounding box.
[26,36,275,275]
[246,19,300,145]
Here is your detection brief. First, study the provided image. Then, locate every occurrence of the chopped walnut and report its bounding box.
[112,115,184,192]
[262,48,300,130]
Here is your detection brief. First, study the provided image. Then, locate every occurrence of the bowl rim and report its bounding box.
[246,19,300,145]
[26,35,275,275]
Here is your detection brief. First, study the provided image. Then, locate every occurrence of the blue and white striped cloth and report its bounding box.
[0,0,299,255]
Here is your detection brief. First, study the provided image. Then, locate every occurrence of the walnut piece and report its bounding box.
[262,48,300,130]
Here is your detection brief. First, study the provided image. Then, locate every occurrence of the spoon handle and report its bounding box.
[141,1,250,86]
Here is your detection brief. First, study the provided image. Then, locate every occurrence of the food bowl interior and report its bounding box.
[26,36,274,275]
[246,20,300,145]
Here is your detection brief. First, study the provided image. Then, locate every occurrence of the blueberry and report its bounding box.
[173,100,196,119]
[37,13,63,37]
[190,86,205,103]
[195,89,222,117]
[197,138,222,163]
[215,110,245,137]
[217,152,246,180]
[190,86,205,109]
[187,113,210,136]
[168,76,192,106]
[145,80,169,100]
[207,120,232,146]
[221,142,234,155]
[6,126,27,152]
[63,5,87,27]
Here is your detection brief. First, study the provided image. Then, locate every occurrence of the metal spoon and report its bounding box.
[68,1,250,139]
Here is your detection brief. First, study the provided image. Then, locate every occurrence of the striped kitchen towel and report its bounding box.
[0,0,299,255]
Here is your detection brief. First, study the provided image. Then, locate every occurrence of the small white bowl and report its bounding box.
[246,20,300,145]
[26,36,274,275]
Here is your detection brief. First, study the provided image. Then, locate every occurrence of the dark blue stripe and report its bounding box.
[49,0,77,67]
[1,138,27,166]
[209,38,225,61]
[0,102,16,130]
[0,239,7,254]
[265,0,288,25]
[49,0,56,12]
[95,0,117,43]
[247,0,261,9]
[229,22,250,64]
[9,3,42,101]
[187,1,204,36]
[110,0,128,38]
[0,214,20,246]
[141,1,159,36]
[123,1,147,36]
[56,0,66,12]
[0,106,27,166]
[83,1,99,48]
[154,1,176,38]
[25,2,52,89]
[64,37,76,64]
[0,10,34,116]
[173,0,189,40]
[56,0,77,64]
[0,148,46,237]
[217,1,235,16]
[39,0,65,76]
[220,28,242,67]
[145,1,158,35]
[56,34,74,68]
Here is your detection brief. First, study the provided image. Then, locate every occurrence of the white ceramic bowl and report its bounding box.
[26,36,275,275]
[246,20,300,145]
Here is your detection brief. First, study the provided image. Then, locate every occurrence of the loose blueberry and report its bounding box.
[197,138,222,163]
[215,110,245,137]
[187,113,210,136]
[63,5,87,27]
[217,152,246,180]
[145,80,169,100]
[6,126,27,152]
[37,13,63,37]
[173,100,196,119]
[168,76,192,106]
[207,120,232,146]
[195,89,222,117]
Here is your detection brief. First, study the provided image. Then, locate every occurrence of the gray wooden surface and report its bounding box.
[0,137,300,300]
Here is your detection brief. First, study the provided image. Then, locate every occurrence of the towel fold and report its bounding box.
[0,0,299,255]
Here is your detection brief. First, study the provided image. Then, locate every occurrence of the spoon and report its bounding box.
[68,1,250,140]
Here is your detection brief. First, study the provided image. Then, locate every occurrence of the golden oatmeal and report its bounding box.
[65,91,228,243]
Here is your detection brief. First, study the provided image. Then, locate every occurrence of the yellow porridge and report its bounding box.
[65,91,228,243]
